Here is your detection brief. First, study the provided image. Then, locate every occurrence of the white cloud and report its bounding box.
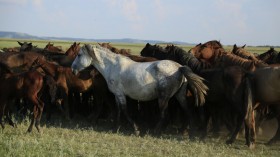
[0,0,27,5]
[32,0,43,7]
[215,0,248,31]
[153,0,166,20]
[106,0,143,31]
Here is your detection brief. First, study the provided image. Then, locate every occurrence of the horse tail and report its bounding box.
[179,66,208,106]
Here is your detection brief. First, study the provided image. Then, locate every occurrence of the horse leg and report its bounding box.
[4,102,16,128]
[27,105,38,133]
[175,83,196,140]
[154,97,169,134]
[0,102,6,129]
[115,94,140,136]
[226,112,245,145]
[35,98,44,133]
[267,115,280,145]
[244,110,256,149]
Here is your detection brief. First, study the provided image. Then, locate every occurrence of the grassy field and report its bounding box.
[0,116,279,157]
[0,38,280,156]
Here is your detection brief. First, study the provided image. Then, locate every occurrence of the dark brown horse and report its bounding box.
[257,47,280,64]
[231,44,259,61]
[250,67,280,144]
[140,43,256,148]
[17,41,43,52]
[0,62,44,132]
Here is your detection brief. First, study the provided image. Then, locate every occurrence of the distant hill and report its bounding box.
[0,31,194,45]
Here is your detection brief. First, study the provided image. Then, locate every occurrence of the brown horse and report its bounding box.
[31,57,96,119]
[46,42,81,67]
[44,42,64,54]
[65,42,81,59]
[231,44,259,61]
[0,51,45,72]
[0,62,44,132]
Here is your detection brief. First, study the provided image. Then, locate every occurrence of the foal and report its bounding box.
[0,62,44,132]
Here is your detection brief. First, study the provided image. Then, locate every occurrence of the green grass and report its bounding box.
[0,116,279,157]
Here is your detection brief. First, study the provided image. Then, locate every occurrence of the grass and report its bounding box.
[0,115,279,157]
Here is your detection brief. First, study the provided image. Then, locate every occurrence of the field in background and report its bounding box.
[1,38,279,55]
[0,38,280,156]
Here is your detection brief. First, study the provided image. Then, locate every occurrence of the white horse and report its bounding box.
[71,44,208,136]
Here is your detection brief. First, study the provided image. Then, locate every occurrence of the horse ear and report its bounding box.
[85,44,96,58]
[146,43,151,46]
[233,44,237,48]
[242,44,246,48]
[270,47,274,51]
[18,41,23,46]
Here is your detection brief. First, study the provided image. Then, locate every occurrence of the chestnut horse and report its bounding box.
[0,62,44,132]
[231,44,259,61]
[46,42,81,67]
[189,42,267,72]
[44,42,64,54]
[188,40,228,63]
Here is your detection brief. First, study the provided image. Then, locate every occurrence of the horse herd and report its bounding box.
[0,40,280,149]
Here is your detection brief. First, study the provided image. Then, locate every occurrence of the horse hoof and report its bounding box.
[226,139,233,145]
[135,130,140,136]
[265,140,275,145]
[248,143,255,149]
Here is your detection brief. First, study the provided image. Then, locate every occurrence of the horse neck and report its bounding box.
[40,60,59,77]
[65,46,80,58]
[220,54,256,71]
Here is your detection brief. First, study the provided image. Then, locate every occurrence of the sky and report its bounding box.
[0,0,279,46]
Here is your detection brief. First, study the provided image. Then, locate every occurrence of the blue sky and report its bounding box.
[0,0,279,46]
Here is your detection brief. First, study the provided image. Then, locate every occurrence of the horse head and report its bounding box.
[18,41,33,51]
[71,44,94,75]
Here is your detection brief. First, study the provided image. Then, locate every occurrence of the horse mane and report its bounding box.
[203,40,223,49]
[172,45,213,72]
[217,53,267,71]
